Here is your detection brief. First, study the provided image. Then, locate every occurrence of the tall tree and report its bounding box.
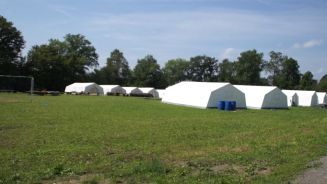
[133,55,166,88]
[0,15,25,75]
[163,58,189,85]
[25,34,98,90]
[277,58,301,89]
[186,55,218,82]
[318,74,327,92]
[217,59,236,83]
[299,71,317,90]
[264,51,288,85]
[235,49,264,85]
[104,49,130,85]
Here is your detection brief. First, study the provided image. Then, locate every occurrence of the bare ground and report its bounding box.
[293,156,327,184]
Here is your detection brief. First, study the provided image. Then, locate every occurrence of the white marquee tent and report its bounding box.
[234,85,287,109]
[64,83,104,95]
[162,81,246,109]
[138,87,159,98]
[100,85,126,95]
[287,90,318,107]
[122,87,143,96]
[282,90,299,107]
[156,89,165,99]
[316,92,327,104]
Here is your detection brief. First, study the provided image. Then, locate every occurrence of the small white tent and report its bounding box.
[282,90,299,107]
[138,87,159,98]
[122,87,143,96]
[288,90,318,107]
[100,85,126,95]
[64,83,104,95]
[162,81,246,109]
[234,85,287,109]
[316,92,327,104]
[156,89,165,99]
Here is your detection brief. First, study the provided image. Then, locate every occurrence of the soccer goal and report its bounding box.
[0,75,34,103]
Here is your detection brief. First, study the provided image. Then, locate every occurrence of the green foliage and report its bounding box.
[163,58,189,86]
[317,75,327,92]
[235,49,264,85]
[24,34,98,90]
[277,58,301,89]
[0,15,25,75]
[105,49,131,85]
[300,71,317,90]
[217,59,236,83]
[186,55,218,82]
[133,55,166,88]
[264,51,287,85]
[0,94,327,183]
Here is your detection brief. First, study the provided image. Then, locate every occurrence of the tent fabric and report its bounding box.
[138,87,159,98]
[316,92,327,104]
[64,83,104,95]
[122,87,143,95]
[162,81,246,109]
[100,85,126,95]
[282,90,299,106]
[156,89,165,99]
[234,85,287,109]
[285,90,318,107]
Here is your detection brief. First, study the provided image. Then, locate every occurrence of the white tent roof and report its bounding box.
[64,82,104,94]
[316,92,327,104]
[100,85,126,95]
[162,81,246,109]
[234,85,287,109]
[286,90,318,107]
[138,87,159,98]
[282,90,299,107]
[122,87,142,95]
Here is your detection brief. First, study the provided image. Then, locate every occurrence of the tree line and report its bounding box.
[1,15,327,92]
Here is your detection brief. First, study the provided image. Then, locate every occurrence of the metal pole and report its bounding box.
[30,77,34,95]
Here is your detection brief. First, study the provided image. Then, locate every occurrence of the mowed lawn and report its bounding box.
[0,94,327,183]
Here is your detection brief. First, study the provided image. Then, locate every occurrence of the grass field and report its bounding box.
[0,93,327,183]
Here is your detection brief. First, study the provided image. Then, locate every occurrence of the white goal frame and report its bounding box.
[0,75,34,95]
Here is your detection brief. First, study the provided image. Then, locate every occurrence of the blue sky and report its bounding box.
[1,0,326,79]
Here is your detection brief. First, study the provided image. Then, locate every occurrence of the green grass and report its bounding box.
[0,93,327,183]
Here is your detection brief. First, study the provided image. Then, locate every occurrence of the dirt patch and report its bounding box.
[293,156,327,184]
[42,173,111,184]
[209,164,229,173]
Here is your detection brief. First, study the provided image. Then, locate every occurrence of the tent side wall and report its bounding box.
[261,88,288,109]
[208,85,246,108]
[311,93,318,106]
[85,84,104,95]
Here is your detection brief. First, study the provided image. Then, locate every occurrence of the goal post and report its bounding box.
[0,75,34,95]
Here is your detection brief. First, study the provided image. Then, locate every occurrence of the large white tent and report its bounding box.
[282,90,299,107]
[64,83,104,95]
[162,81,246,109]
[122,87,143,96]
[100,85,126,95]
[234,85,287,109]
[138,87,159,98]
[156,89,165,99]
[316,92,327,104]
[287,90,318,107]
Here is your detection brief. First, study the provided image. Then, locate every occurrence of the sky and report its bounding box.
[1,0,326,80]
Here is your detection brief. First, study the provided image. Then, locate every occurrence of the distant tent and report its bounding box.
[234,85,287,109]
[64,83,104,95]
[122,87,143,96]
[287,90,318,107]
[156,89,165,99]
[316,92,327,104]
[138,87,159,98]
[100,85,126,95]
[162,81,246,109]
[282,90,299,107]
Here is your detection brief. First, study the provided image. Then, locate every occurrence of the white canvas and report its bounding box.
[64,83,104,95]
[316,92,327,104]
[162,81,246,109]
[282,90,299,106]
[100,85,126,95]
[122,87,143,95]
[156,89,165,99]
[138,87,159,98]
[283,90,318,107]
[234,85,287,109]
